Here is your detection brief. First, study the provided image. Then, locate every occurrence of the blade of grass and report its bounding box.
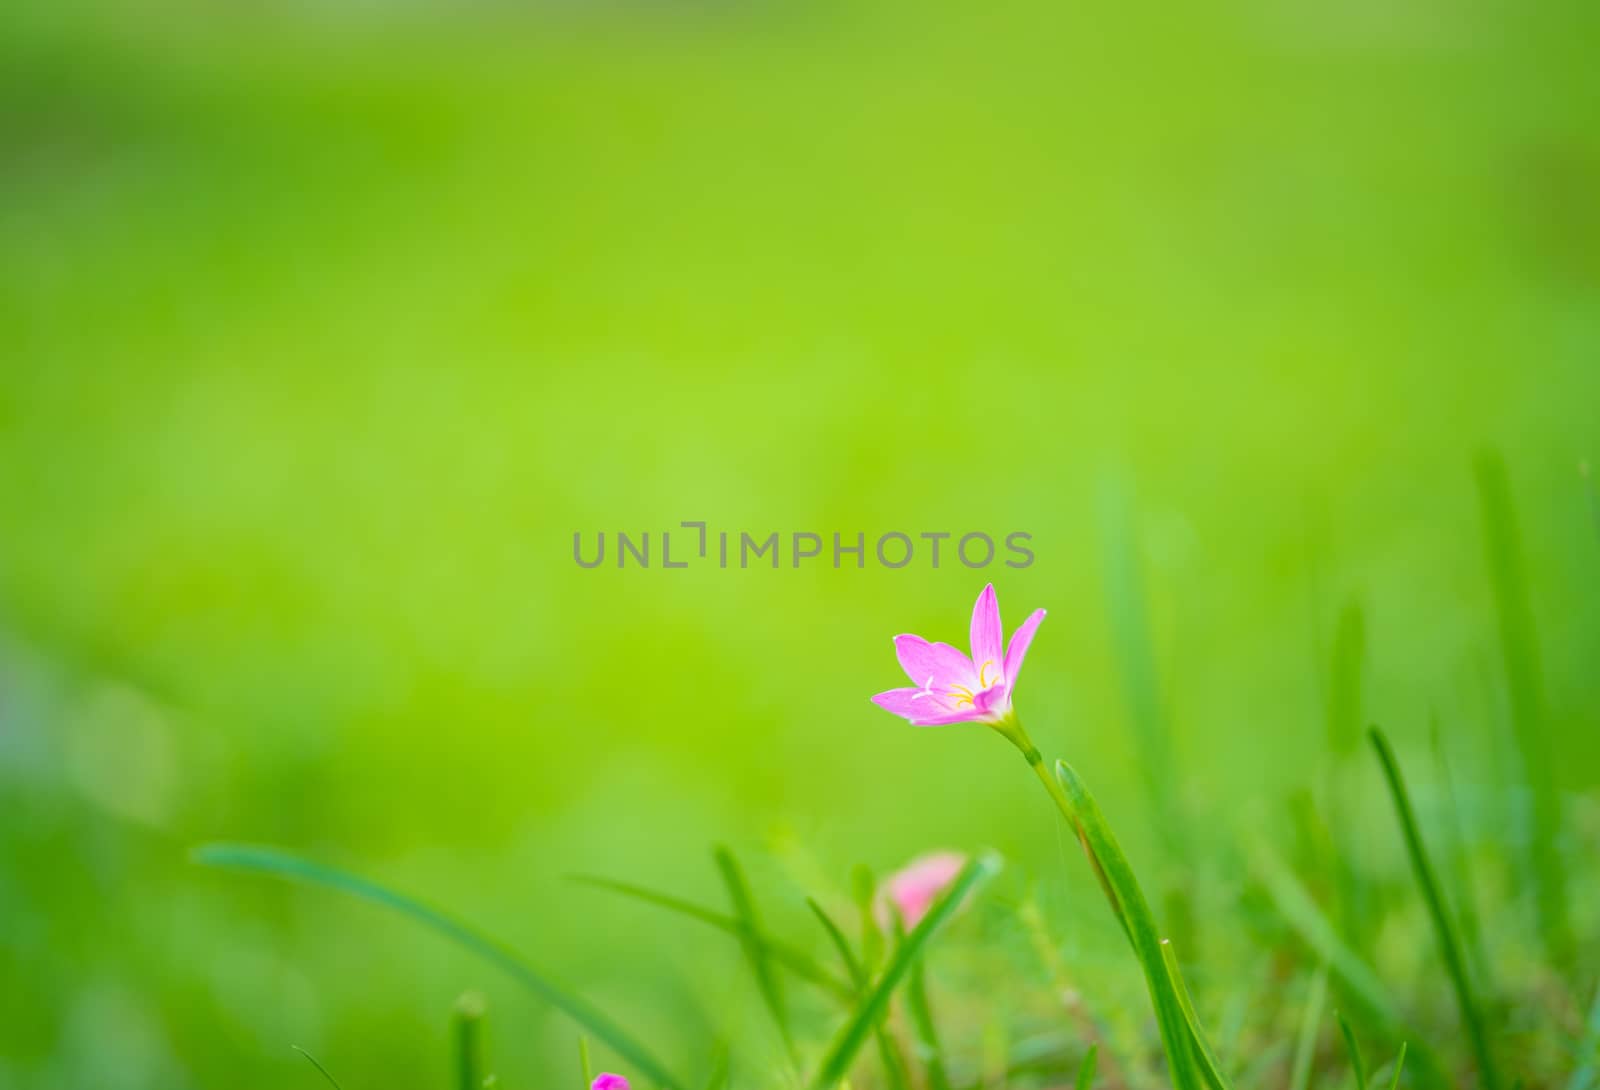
[713,845,797,1065]
[1386,1044,1409,1090]
[1289,966,1329,1090]
[809,852,1001,1090]
[1474,450,1572,967]
[1053,760,1206,1090]
[570,874,852,999]
[580,1038,594,1088]
[1432,718,1489,987]
[1370,728,1499,1090]
[807,899,910,1090]
[1337,1011,1368,1090]
[905,928,951,1090]
[1075,1044,1099,1090]
[456,993,486,1090]
[195,843,687,1090]
[292,1047,345,1090]
[1160,939,1233,1090]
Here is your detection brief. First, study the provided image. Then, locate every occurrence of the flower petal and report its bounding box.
[871,687,931,720]
[969,584,1004,681]
[908,708,987,727]
[893,634,977,690]
[593,1076,630,1090]
[1002,608,1047,692]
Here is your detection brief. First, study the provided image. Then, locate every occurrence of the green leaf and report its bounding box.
[1160,939,1233,1090]
[1337,1011,1368,1090]
[809,852,1001,1089]
[713,845,796,1065]
[1074,1044,1099,1090]
[1370,727,1500,1090]
[194,844,687,1090]
[905,930,951,1090]
[1387,1044,1409,1090]
[571,874,852,999]
[1054,761,1205,1090]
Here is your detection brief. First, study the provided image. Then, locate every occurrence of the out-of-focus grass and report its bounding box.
[1,0,1598,1086]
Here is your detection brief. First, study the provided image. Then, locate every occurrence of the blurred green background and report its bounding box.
[2,0,1598,1086]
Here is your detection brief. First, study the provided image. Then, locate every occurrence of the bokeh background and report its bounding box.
[2,0,1598,1086]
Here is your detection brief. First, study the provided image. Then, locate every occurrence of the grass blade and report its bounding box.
[1369,728,1499,1090]
[1289,966,1329,1090]
[905,936,951,1090]
[292,1046,345,1090]
[1160,939,1233,1090]
[1386,1043,1409,1090]
[571,874,852,999]
[713,845,796,1064]
[195,843,687,1090]
[1337,1011,1368,1090]
[1075,1044,1099,1090]
[809,852,1001,1089]
[808,898,909,1090]
[1054,760,1206,1090]
[1474,450,1572,966]
[455,993,486,1090]
[580,1037,594,1088]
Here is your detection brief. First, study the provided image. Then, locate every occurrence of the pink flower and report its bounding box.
[877,851,968,929]
[592,1076,629,1090]
[871,584,1046,726]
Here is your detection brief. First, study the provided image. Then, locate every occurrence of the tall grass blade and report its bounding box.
[1160,939,1233,1090]
[455,993,486,1090]
[1075,1044,1099,1090]
[809,898,909,1090]
[579,1037,594,1088]
[194,843,688,1090]
[1337,1011,1368,1090]
[571,874,851,998]
[292,1046,345,1090]
[713,845,796,1064]
[1054,761,1207,1090]
[809,852,1001,1089]
[1474,450,1572,966]
[1369,728,1500,1090]
[1387,1043,1409,1090]
[905,936,951,1090]
[1289,966,1329,1090]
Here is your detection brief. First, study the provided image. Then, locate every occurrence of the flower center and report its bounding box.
[910,661,1003,710]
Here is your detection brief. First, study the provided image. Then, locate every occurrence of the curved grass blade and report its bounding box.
[1075,1044,1099,1090]
[1160,939,1233,1090]
[1289,966,1329,1090]
[1054,761,1205,1090]
[809,852,1001,1090]
[195,844,687,1090]
[1337,1011,1368,1090]
[1386,1043,1409,1090]
[808,898,909,1090]
[571,874,852,999]
[1370,728,1500,1090]
[292,1046,345,1090]
[714,845,796,1065]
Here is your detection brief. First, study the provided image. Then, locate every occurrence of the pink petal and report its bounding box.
[969,584,1004,684]
[973,683,1010,718]
[893,634,977,690]
[1002,608,1047,693]
[908,709,988,727]
[878,851,968,928]
[871,687,930,720]
[593,1076,630,1090]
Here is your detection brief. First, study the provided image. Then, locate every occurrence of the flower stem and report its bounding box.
[991,716,1125,932]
